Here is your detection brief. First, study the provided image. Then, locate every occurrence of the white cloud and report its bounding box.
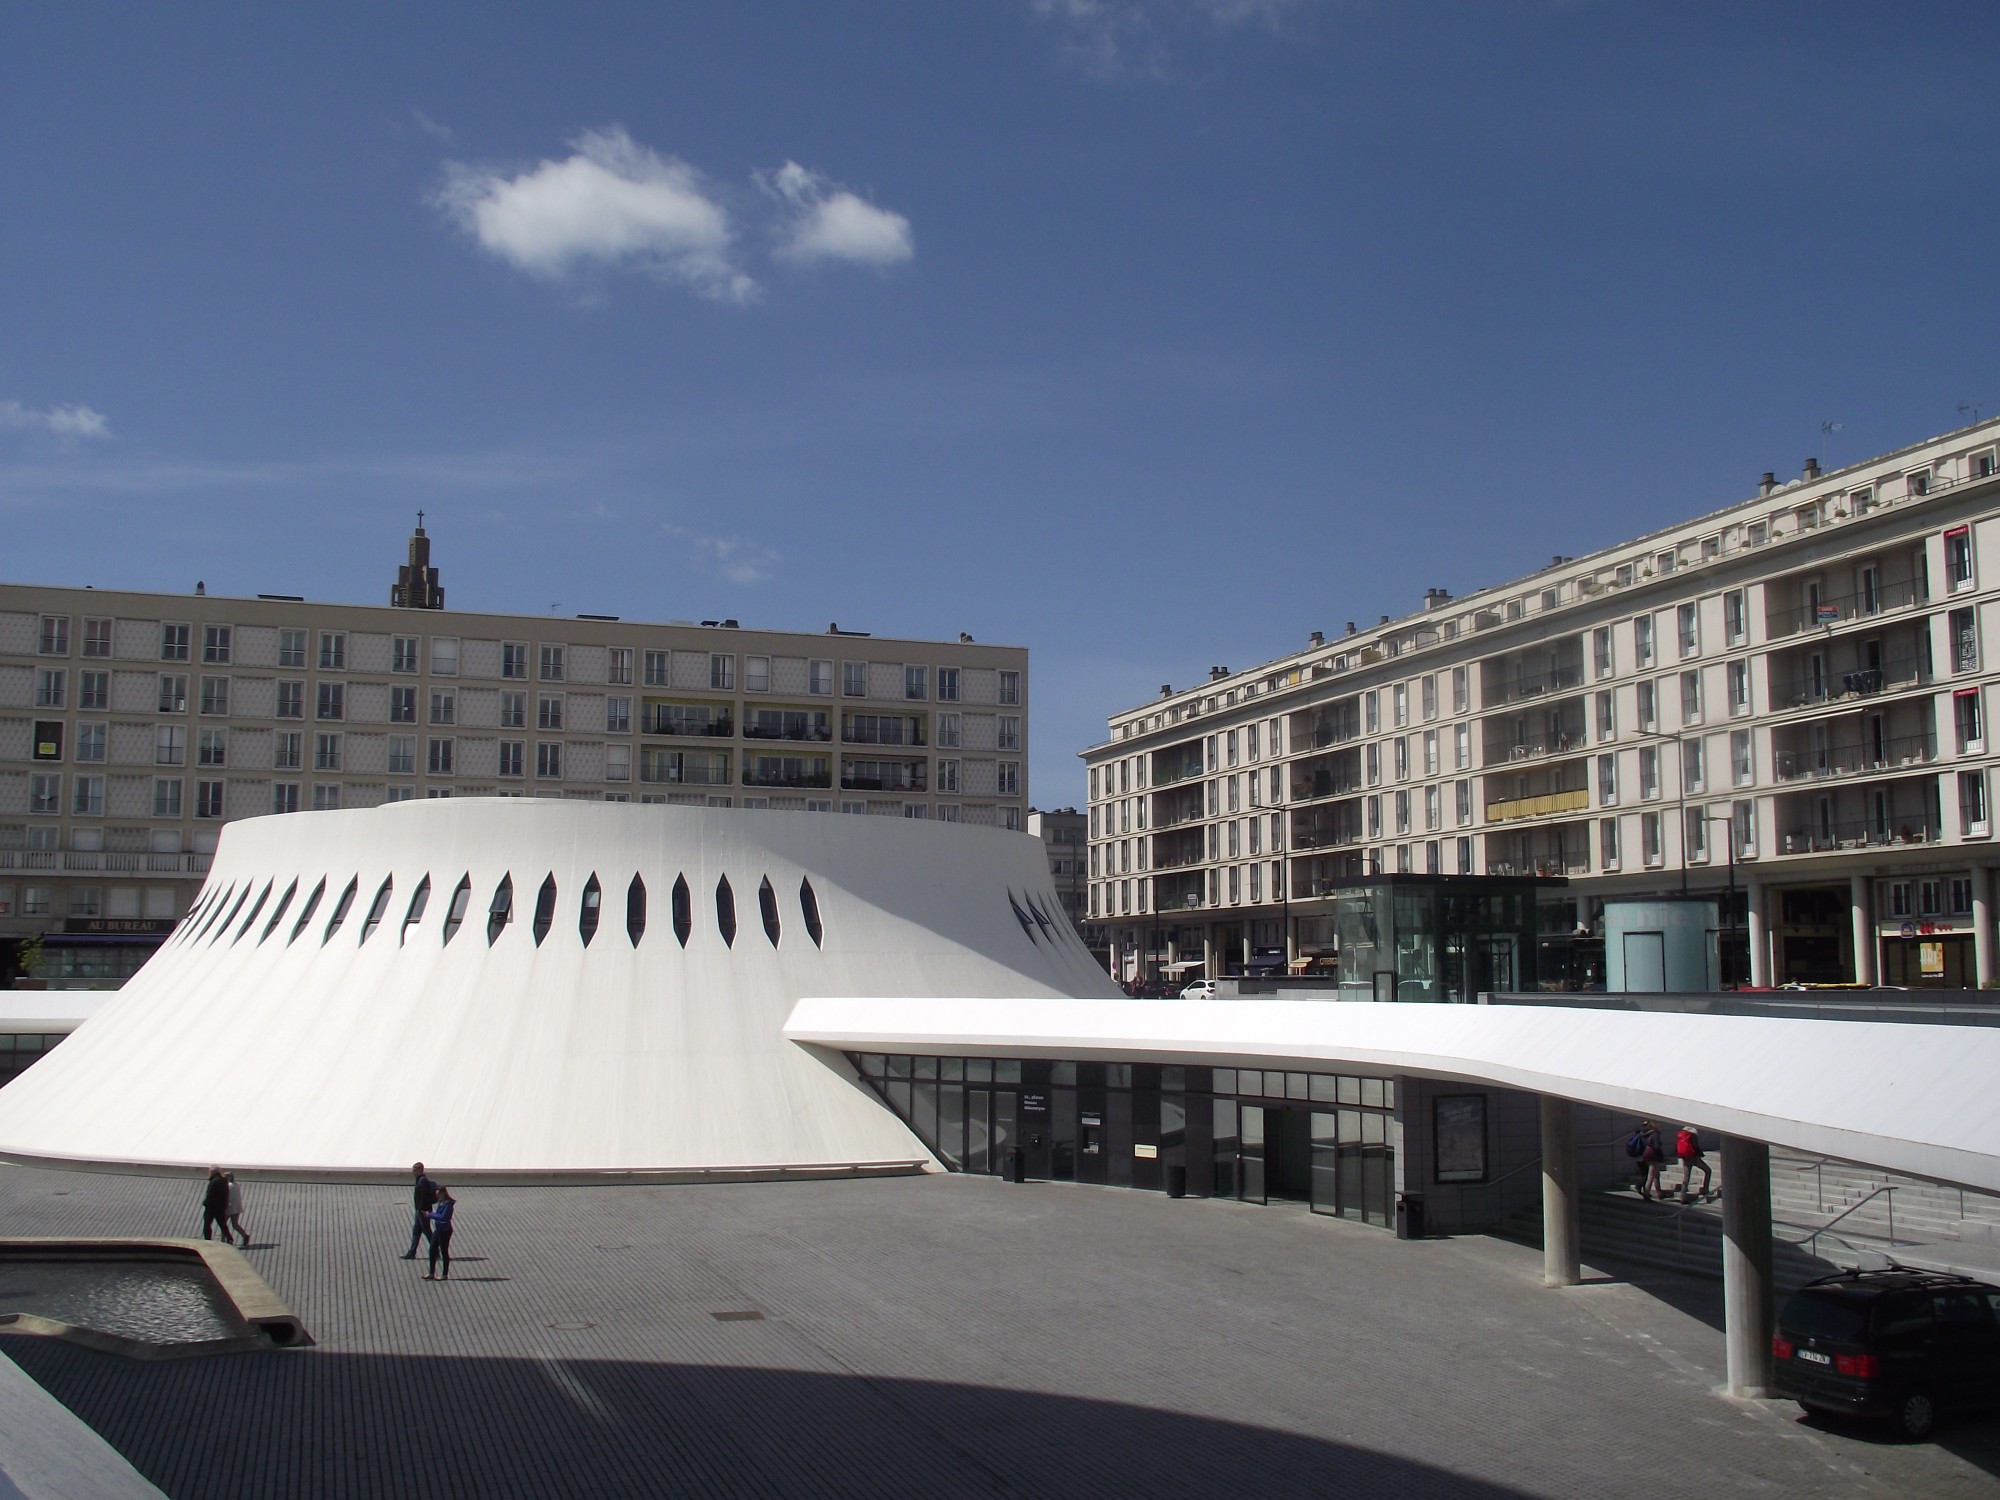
[410,108,455,145]
[663,523,779,584]
[1030,0,1307,78]
[435,128,756,303]
[765,162,914,268]
[0,400,110,442]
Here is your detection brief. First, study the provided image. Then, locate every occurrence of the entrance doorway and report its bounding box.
[1236,1105,1314,1202]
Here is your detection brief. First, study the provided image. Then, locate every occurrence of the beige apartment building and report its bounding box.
[1086,419,2000,991]
[0,525,1029,984]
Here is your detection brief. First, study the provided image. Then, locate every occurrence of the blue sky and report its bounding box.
[5,2,1999,806]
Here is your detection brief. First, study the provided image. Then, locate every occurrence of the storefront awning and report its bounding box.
[1162,959,1205,973]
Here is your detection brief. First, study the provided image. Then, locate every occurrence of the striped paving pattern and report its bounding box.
[2,1165,1996,1499]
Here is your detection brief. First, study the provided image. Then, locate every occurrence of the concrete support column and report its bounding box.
[1202,926,1214,980]
[1746,880,1771,987]
[1721,1136,1774,1398]
[1540,1095,1581,1288]
[1850,873,1876,987]
[1975,866,1997,989]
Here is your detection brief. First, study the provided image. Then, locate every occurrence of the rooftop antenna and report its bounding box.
[1959,401,1984,425]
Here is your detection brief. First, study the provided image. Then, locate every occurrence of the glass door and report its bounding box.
[1211,1098,1239,1199]
[1309,1110,1340,1216]
[1239,1104,1267,1204]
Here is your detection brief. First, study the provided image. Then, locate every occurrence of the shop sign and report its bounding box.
[1134,1143,1158,1159]
[1921,941,1947,977]
[61,918,177,936]
[1898,920,1954,938]
[1020,1091,1048,1114]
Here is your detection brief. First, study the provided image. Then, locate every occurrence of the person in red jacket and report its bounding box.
[1675,1125,1712,1201]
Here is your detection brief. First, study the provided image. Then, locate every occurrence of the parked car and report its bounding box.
[1772,1267,2000,1439]
[1179,979,1218,1000]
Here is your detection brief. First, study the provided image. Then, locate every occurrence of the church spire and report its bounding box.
[391,512,444,609]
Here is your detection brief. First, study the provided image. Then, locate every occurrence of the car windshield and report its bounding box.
[1780,1291,1870,1343]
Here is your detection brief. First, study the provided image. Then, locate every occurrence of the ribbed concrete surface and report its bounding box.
[1,1165,1996,1499]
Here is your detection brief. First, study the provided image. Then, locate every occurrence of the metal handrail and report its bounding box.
[1804,1184,1899,1258]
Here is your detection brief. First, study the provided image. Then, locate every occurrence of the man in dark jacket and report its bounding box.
[201,1167,231,1241]
[402,1161,438,1259]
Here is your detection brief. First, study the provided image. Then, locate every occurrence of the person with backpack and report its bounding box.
[1625,1121,1667,1200]
[1675,1125,1712,1200]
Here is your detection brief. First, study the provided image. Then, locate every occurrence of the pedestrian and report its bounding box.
[1676,1125,1712,1200]
[402,1161,438,1259]
[424,1185,455,1281]
[1638,1121,1668,1201]
[200,1167,231,1241]
[225,1170,251,1247]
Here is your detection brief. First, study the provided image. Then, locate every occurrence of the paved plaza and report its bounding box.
[1,1165,1996,1499]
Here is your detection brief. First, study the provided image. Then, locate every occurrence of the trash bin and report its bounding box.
[1003,1147,1025,1184]
[1164,1163,1187,1199]
[1395,1193,1425,1240]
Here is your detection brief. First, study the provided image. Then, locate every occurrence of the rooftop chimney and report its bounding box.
[1345,621,1357,635]
[1803,456,1820,480]
[1209,666,1229,682]
[1160,683,1173,698]
[391,511,445,610]
[1309,630,1325,647]
[1759,472,1777,496]
[1423,588,1451,610]
[1379,614,1391,625]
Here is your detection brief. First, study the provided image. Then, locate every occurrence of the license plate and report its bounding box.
[1798,1349,1831,1365]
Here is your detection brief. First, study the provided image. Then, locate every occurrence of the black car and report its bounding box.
[1772,1267,2000,1439]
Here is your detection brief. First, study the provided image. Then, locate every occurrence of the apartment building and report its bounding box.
[1027,806,1090,934]
[1086,420,2000,991]
[0,524,1029,983]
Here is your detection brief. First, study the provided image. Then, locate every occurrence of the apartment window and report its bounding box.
[273,732,301,770]
[1393,738,1410,780]
[1956,687,1985,752]
[1592,627,1612,679]
[1364,693,1380,735]
[314,733,342,771]
[1684,807,1707,861]
[500,691,526,729]
[1723,590,1747,646]
[196,781,226,819]
[1451,667,1469,714]
[1731,729,1753,787]
[1952,876,1975,916]
[29,773,60,815]
[1595,689,1615,740]
[273,680,301,719]
[1725,660,1749,717]
[1682,738,1705,793]
[386,686,415,724]
[1961,770,1989,835]
[1421,729,1439,776]
[31,720,61,762]
[904,665,927,700]
[999,671,1021,705]
[318,632,346,670]
[709,654,734,691]
[998,762,1020,796]
[1633,616,1654,667]
[537,742,563,779]
[74,724,106,763]
[537,694,564,731]
[807,659,833,696]
[1946,526,1975,591]
[999,716,1021,751]
[1641,811,1662,867]
[1455,780,1472,825]
[387,787,417,803]
[1919,878,1945,917]
[1732,800,1755,858]
[316,683,344,721]
[1598,754,1618,805]
[1680,669,1701,724]
[431,637,459,675]
[1637,745,1660,800]
[202,624,231,664]
[1393,683,1408,727]
[1676,602,1698,658]
[154,673,186,714]
[936,712,961,748]
[842,661,866,697]
[161,623,190,661]
[1365,743,1380,786]
[155,725,186,766]
[69,671,106,715]
[937,667,960,702]
[606,696,632,734]
[388,736,415,775]
[1367,796,1381,839]
[20,887,51,917]
[1419,675,1437,721]
[1885,880,1913,919]
[1600,818,1620,869]
[393,636,420,674]
[35,668,65,708]
[643,650,670,687]
[1424,784,1440,831]
[429,689,456,726]
[200,676,229,716]
[1951,606,1980,673]
[278,629,307,668]
[734,655,765,694]
[312,785,340,811]
[197,728,227,767]
[1638,680,1660,733]
[498,741,524,778]
[67,774,104,817]
[428,738,455,775]
[596,742,629,782]
[540,644,566,681]
[81,617,111,657]
[28,615,65,657]
[154,778,183,818]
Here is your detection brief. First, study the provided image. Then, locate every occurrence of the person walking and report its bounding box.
[224,1170,251,1247]
[1638,1121,1668,1201]
[402,1162,438,1259]
[1676,1125,1713,1200]
[200,1168,231,1241]
[424,1185,455,1281]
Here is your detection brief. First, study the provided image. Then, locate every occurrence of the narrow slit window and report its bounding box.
[758,876,781,947]
[232,881,274,945]
[207,885,252,945]
[716,875,736,947]
[360,876,394,944]
[626,874,647,946]
[672,875,692,947]
[323,877,359,944]
[487,874,513,945]
[579,874,602,946]
[259,879,299,944]
[187,885,232,943]
[399,876,432,946]
[176,888,216,944]
[1008,893,1038,942]
[1027,895,1056,942]
[441,875,472,945]
[799,878,824,948]
[289,878,327,945]
[532,874,557,946]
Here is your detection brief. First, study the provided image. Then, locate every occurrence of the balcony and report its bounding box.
[1776,817,1940,855]
[841,766,927,793]
[741,768,833,790]
[1481,732,1585,766]
[642,705,734,738]
[1291,770,1362,804]
[1772,733,1938,784]
[0,851,211,875]
[841,716,927,748]
[1152,759,1205,787]
[1769,654,1929,711]
[1766,578,1926,639]
[1482,663,1585,707]
[743,712,832,743]
[1484,788,1590,823]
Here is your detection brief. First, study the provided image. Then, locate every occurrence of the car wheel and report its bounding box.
[1895,1390,1936,1441]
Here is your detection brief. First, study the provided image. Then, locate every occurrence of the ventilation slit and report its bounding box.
[441,875,472,946]
[487,874,513,946]
[192,884,236,942]
[532,874,557,946]
[672,875,692,947]
[759,876,781,948]
[1008,892,1037,942]
[399,876,432,946]
[323,877,359,944]
[627,874,647,946]
[716,875,736,947]
[259,879,299,945]
[288,877,327,946]
[231,881,274,945]
[799,878,824,948]
[359,876,394,945]
[579,874,602,946]
[208,885,252,945]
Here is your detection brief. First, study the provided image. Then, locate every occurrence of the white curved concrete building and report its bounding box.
[0,800,1118,1177]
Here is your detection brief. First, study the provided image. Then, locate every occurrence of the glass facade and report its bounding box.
[851,1053,1397,1229]
[1329,875,1544,1001]
[0,1033,66,1087]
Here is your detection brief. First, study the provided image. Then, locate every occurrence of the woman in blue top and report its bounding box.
[424,1185,455,1280]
